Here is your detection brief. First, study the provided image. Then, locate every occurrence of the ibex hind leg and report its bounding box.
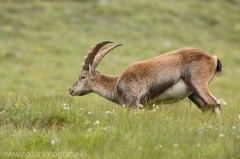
[188,84,221,116]
[184,64,221,116]
[188,93,206,111]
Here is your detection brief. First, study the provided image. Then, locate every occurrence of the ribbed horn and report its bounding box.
[82,41,113,70]
[90,44,123,76]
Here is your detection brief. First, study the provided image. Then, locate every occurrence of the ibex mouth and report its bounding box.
[69,92,76,96]
[68,88,77,96]
[68,89,85,96]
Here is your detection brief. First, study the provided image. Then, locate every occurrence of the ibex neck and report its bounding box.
[91,73,119,104]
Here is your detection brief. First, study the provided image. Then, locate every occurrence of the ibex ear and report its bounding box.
[89,64,95,80]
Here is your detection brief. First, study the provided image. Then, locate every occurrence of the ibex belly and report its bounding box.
[154,79,192,104]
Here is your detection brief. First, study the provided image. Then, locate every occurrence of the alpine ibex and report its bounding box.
[68,41,222,115]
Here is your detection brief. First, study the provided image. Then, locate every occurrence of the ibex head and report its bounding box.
[68,41,122,96]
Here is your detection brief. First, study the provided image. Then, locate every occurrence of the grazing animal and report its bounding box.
[68,41,222,115]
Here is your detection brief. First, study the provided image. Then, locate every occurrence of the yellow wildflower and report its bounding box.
[35,46,44,53]
[14,103,19,109]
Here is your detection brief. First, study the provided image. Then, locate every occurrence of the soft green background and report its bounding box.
[0,0,240,159]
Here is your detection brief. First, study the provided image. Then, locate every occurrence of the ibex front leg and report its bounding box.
[117,79,142,110]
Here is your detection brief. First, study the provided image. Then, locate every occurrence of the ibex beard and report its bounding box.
[68,41,222,116]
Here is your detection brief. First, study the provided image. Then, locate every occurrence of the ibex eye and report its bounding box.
[81,76,85,80]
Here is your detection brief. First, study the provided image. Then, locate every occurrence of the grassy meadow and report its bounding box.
[0,0,240,158]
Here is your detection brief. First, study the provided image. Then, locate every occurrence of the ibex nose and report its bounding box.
[68,88,74,95]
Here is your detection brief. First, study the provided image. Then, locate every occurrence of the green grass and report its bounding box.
[0,0,240,158]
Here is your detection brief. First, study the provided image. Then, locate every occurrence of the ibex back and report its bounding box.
[68,41,222,115]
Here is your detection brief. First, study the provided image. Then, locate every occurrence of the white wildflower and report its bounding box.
[106,111,113,114]
[138,146,141,150]
[63,106,70,110]
[122,104,125,108]
[237,135,240,138]
[238,115,240,120]
[87,128,92,133]
[102,126,114,130]
[138,104,143,109]
[94,120,100,125]
[84,120,90,125]
[159,145,163,148]
[197,143,201,147]
[140,109,145,113]
[51,139,55,145]
[174,143,178,147]
[88,112,91,115]
[232,126,236,129]
[219,99,227,105]
[0,111,5,114]
[208,125,213,129]
[219,134,224,138]
[151,109,156,112]
[33,128,37,132]
[62,103,70,110]
[80,108,83,111]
